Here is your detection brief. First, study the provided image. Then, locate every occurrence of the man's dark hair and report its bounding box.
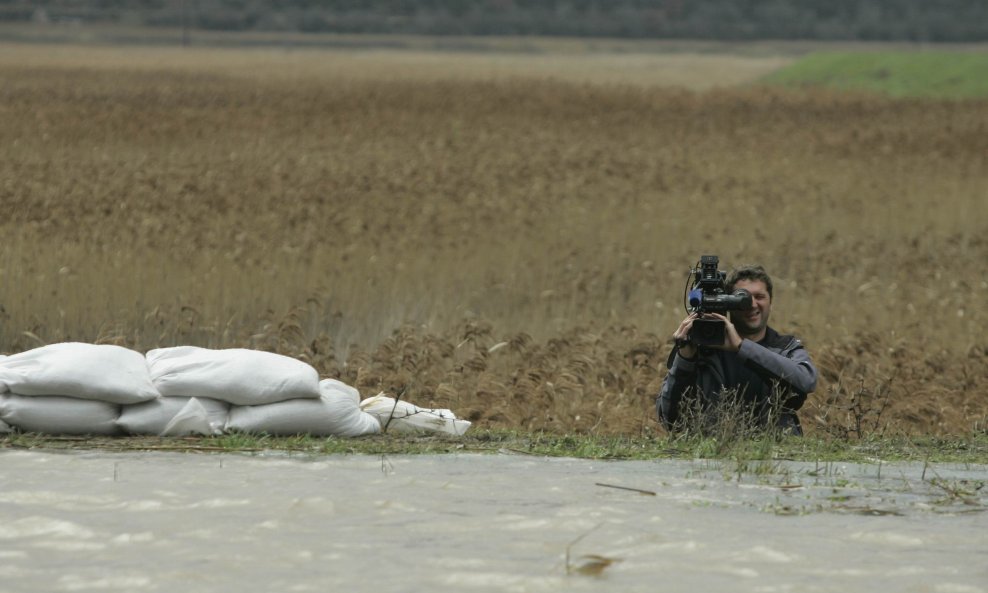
[727,264,773,299]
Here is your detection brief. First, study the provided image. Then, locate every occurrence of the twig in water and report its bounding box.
[565,524,622,577]
[380,454,394,476]
[565,523,600,575]
[595,482,656,496]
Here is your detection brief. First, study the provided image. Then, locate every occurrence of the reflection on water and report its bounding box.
[0,450,985,593]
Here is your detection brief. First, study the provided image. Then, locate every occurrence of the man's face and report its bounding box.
[729,279,771,337]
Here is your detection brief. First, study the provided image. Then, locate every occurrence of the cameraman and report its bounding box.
[656,265,818,435]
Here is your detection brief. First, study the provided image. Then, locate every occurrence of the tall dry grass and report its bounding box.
[1,44,986,436]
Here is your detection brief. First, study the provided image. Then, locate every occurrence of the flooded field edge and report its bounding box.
[1,450,986,593]
[4,430,988,465]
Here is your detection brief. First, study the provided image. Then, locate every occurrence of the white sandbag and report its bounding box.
[0,342,159,404]
[0,394,121,436]
[320,378,361,402]
[359,394,472,436]
[226,380,381,437]
[146,346,320,405]
[117,397,229,436]
[316,379,381,436]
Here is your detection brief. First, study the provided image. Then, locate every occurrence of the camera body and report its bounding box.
[686,255,752,347]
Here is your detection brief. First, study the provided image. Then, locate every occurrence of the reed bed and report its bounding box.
[1,44,986,437]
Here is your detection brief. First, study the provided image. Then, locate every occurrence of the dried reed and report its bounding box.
[2,44,986,435]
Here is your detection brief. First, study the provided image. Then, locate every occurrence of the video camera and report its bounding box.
[685,255,753,347]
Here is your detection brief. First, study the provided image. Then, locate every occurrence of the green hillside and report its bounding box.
[762,51,988,98]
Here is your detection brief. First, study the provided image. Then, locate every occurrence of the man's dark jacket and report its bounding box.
[656,327,818,434]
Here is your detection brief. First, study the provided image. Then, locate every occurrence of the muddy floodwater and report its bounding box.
[1,450,985,593]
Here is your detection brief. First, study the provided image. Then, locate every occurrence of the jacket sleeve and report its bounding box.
[656,350,699,429]
[736,338,818,411]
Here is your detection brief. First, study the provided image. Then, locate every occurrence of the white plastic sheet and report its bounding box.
[146,346,321,405]
[118,397,230,436]
[359,394,472,436]
[161,398,219,437]
[0,343,159,404]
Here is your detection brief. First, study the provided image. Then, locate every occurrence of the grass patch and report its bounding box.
[761,50,988,98]
[3,431,987,464]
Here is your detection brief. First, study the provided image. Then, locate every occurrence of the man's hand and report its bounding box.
[705,312,743,352]
[672,313,699,359]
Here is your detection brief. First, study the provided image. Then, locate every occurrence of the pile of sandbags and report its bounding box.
[0,343,158,436]
[0,342,469,438]
[144,346,380,437]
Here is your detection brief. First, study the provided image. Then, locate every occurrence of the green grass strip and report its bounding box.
[3,430,987,464]
[762,51,988,98]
